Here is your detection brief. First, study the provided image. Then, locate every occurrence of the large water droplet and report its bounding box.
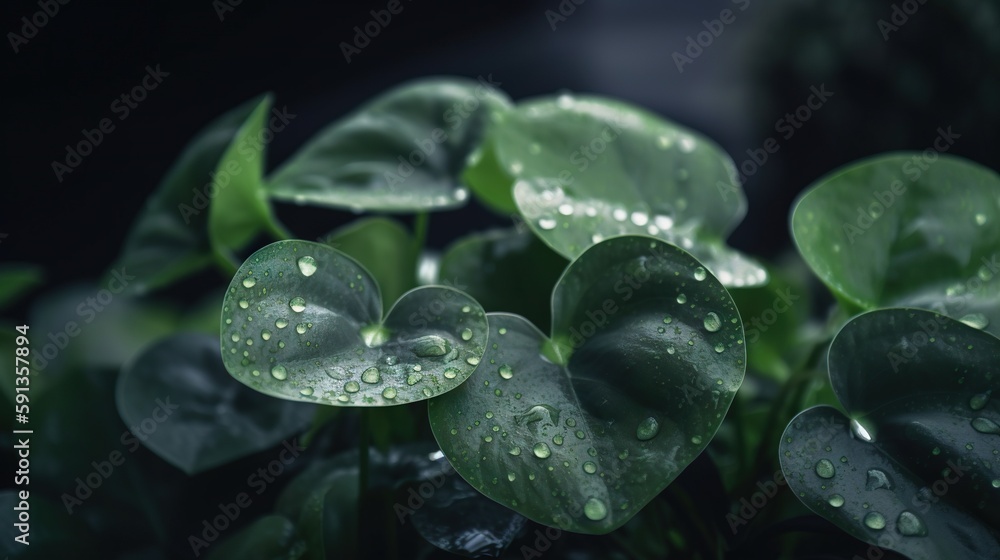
[362,367,380,384]
[584,498,608,521]
[289,297,306,312]
[275,318,289,329]
[713,343,725,353]
[461,328,473,341]
[975,213,987,226]
[693,267,707,281]
[270,365,287,381]
[443,367,460,379]
[299,387,314,396]
[828,494,845,508]
[815,459,836,479]
[972,417,1000,435]
[297,256,317,277]
[412,335,451,357]
[295,323,307,334]
[636,417,660,441]
[532,442,551,459]
[866,469,892,491]
[382,387,397,400]
[676,293,687,304]
[897,511,927,537]
[538,218,557,230]
[583,461,597,474]
[960,313,989,330]
[970,390,992,411]
[518,404,561,426]
[499,364,514,379]
[361,325,389,347]
[703,312,722,332]
[864,511,886,530]
[851,419,874,442]
[238,299,249,309]
[344,381,360,393]
[407,373,423,386]
[508,446,521,456]
[242,277,256,288]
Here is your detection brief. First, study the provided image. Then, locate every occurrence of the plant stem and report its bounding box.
[412,211,429,251]
[265,218,293,241]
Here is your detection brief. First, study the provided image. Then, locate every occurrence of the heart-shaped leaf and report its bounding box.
[429,236,746,533]
[779,309,1000,559]
[438,227,568,330]
[220,240,488,406]
[116,333,314,474]
[474,94,766,288]
[791,153,1000,336]
[267,77,510,213]
[208,94,288,262]
[321,217,418,310]
[111,94,270,294]
[205,515,304,560]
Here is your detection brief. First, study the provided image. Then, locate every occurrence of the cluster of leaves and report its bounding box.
[1,77,998,560]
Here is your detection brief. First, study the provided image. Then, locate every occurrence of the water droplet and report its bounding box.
[666,345,676,355]
[828,494,845,508]
[382,387,397,400]
[538,218,557,230]
[498,327,508,335]
[444,367,460,379]
[412,335,451,357]
[295,323,307,334]
[231,333,241,343]
[583,461,597,474]
[636,417,660,440]
[297,256,317,277]
[864,512,886,530]
[970,390,992,410]
[461,328,473,341]
[242,277,256,288]
[467,356,480,366]
[972,417,1000,435]
[612,208,627,221]
[815,459,836,479]
[361,325,388,347]
[866,469,892,491]
[693,267,707,281]
[575,430,586,439]
[630,211,649,226]
[499,364,513,379]
[960,313,989,330]
[691,435,703,445]
[238,299,249,309]
[714,343,725,353]
[406,373,423,386]
[261,329,271,341]
[558,203,574,216]
[507,472,516,482]
[975,213,987,226]
[851,419,874,442]
[676,293,687,304]
[299,387,314,396]
[289,297,306,312]
[552,435,564,446]
[270,365,287,381]
[533,442,551,459]
[509,446,521,456]
[702,312,722,333]
[362,367,380,384]
[657,135,672,149]
[897,511,927,536]
[584,498,608,521]
[344,381,360,393]
[275,318,288,329]
[992,479,1000,488]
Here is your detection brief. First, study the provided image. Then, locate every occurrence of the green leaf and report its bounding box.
[438,227,568,330]
[205,515,304,560]
[116,333,314,474]
[220,240,488,406]
[791,153,1000,336]
[111,94,271,294]
[208,94,288,261]
[322,217,418,309]
[429,236,746,533]
[779,309,1000,559]
[267,77,511,212]
[462,136,518,214]
[482,94,766,288]
[0,263,43,311]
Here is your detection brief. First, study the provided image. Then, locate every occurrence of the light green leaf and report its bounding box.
[0,263,43,311]
[220,240,488,406]
[322,217,418,309]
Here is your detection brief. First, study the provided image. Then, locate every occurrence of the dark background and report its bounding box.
[4,0,999,303]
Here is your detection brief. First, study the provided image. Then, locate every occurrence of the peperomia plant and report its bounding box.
[5,76,999,560]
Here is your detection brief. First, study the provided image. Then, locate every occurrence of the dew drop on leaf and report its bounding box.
[815,459,835,479]
[270,365,287,381]
[344,381,360,393]
[676,293,687,304]
[289,297,306,312]
[461,328,473,341]
[971,417,1000,435]
[694,267,706,281]
[703,312,722,332]
[296,256,317,277]
[864,511,886,530]
[866,469,892,491]
[636,417,660,441]
[584,498,608,521]
[970,390,992,411]
[583,461,597,474]
[382,387,397,400]
[362,367,380,384]
[897,511,927,537]
[532,442,551,459]
[828,494,845,508]
[242,277,256,288]
[443,367,460,379]
[275,318,288,329]
[499,364,513,379]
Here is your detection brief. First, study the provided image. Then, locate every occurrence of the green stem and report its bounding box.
[412,212,429,252]
[211,244,239,278]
